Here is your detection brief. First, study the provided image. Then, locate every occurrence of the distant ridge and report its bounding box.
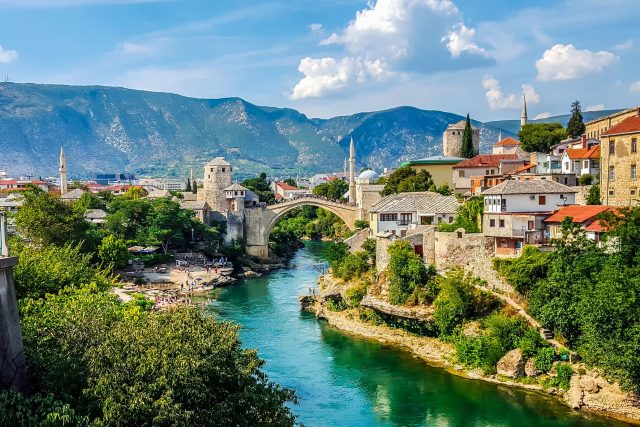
[0,82,540,178]
[486,110,622,136]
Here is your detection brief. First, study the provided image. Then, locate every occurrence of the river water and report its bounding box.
[210,241,629,427]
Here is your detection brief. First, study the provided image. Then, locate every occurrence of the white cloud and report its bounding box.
[290,57,391,99]
[482,75,539,110]
[614,39,633,51]
[309,23,323,34]
[586,104,605,111]
[535,44,616,81]
[0,44,18,63]
[292,0,491,99]
[630,81,640,93]
[116,41,159,56]
[534,112,552,120]
[442,23,488,58]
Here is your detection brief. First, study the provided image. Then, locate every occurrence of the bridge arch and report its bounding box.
[245,197,357,259]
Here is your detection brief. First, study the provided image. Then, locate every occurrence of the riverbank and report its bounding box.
[305,275,640,425]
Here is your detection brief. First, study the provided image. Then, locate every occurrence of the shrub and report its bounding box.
[345,282,368,307]
[359,308,384,326]
[579,174,594,186]
[535,347,556,373]
[325,298,348,312]
[98,234,129,270]
[354,219,369,229]
[555,364,574,390]
[493,246,550,295]
[518,328,546,359]
[387,241,428,305]
[0,391,88,426]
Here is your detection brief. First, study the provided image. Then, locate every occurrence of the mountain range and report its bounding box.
[0,82,613,180]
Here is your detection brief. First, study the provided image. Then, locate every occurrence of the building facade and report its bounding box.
[600,116,640,206]
[442,120,479,157]
[400,156,464,188]
[585,106,640,140]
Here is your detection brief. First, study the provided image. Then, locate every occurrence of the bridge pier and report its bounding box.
[246,244,269,259]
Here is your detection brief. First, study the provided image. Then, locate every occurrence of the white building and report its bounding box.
[369,192,460,237]
[560,145,600,178]
[270,181,307,201]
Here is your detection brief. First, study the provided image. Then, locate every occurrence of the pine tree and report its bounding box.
[460,113,475,158]
[192,179,198,194]
[567,100,586,138]
[186,179,192,192]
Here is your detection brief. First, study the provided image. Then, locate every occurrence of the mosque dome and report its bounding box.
[357,169,379,183]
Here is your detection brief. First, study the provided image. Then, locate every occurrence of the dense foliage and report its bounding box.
[437,197,482,233]
[379,167,451,196]
[495,215,640,393]
[518,123,567,153]
[242,173,275,204]
[312,179,348,201]
[460,113,475,158]
[327,240,375,282]
[586,184,601,205]
[566,101,586,138]
[386,241,432,304]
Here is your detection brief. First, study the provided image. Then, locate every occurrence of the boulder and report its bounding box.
[497,349,526,379]
[525,357,540,377]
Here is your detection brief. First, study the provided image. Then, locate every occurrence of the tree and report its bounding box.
[438,197,483,233]
[193,179,198,194]
[14,187,92,249]
[567,100,586,138]
[124,186,147,200]
[586,184,601,205]
[140,199,196,253]
[380,167,435,196]
[284,178,297,187]
[243,174,275,204]
[186,179,192,192]
[85,307,298,426]
[387,240,429,304]
[518,123,567,153]
[98,235,129,270]
[460,113,475,158]
[312,180,348,201]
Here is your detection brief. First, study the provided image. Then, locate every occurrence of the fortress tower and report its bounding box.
[442,120,479,157]
[198,157,232,212]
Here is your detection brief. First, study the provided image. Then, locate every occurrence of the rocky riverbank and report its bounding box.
[304,275,640,425]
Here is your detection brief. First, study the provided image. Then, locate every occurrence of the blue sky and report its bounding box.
[0,0,639,120]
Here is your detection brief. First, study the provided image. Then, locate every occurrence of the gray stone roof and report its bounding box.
[482,179,578,195]
[244,189,260,202]
[369,192,460,214]
[60,188,85,200]
[180,200,210,211]
[205,157,231,166]
[146,189,171,199]
[84,209,107,219]
[223,183,247,192]
[182,192,197,201]
[446,120,478,131]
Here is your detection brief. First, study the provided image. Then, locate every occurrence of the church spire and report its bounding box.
[348,136,356,203]
[59,145,68,196]
[521,93,528,130]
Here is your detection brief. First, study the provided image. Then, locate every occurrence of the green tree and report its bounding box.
[140,199,196,253]
[380,167,435,196]
[124,186,147,200]
[0,391,88,426]
[284,178,297,187]
[14,187,92,249]
[586,184,601,205]
[438,197,483,233]
[460,113,475,158]
[243,173,275,204]
[312,180,349,201]
[193,180,198,194]
[518,123,567,153]
[85,307,297,426]
[98,234,129,270]
[186,179,192,192]
[567,100,586,138]
[387,240,428,304]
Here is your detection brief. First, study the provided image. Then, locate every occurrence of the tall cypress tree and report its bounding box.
[567,100,586,138]
[186,179,192,192]
[192,179,198,194]
[460,113,475,158]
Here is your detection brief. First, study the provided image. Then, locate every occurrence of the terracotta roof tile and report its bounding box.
[452,154,519,169]
[566,145,600,160]
[510,164,536,174]
[494,137,520,147]
[544,205,611,224]
[602,116,640,136]
[276,182,300,190]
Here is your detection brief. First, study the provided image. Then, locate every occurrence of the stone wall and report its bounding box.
[575,185,593,205]
[344,228,371,252]
[0,257,27,391]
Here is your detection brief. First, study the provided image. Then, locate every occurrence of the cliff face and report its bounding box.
[0,83,509,178]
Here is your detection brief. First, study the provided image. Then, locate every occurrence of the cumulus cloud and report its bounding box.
[442,23,488,58]
[291,0,491,99]
[536,44,616,81]
[630,81,640,93]
[614,39,633,51]
[290,57,391,99]
[586,104,605,111]
[534,112,552,120]
[0,44,18,63]
[482,75,539,110]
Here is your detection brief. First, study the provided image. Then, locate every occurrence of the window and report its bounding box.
[380,213,398,222]
[485,170,490,175]
[631,189,637,196]
[210,168,214,172]
[632,165,637,181]
[458,170,465,177]
[609,166,615,181]
[221,168,226,172]
[499,219,505,228]
[528,220,534,230]
[564,162,569,170]
[609,190,615,196]
[539,195,546,205]
[632,138,637,154]
[609,139,615,155]
[584,160,589,169]
[564,177,568,185]
[421,216,433,225]
[399,213,412,225]
[490,219,496,227]
[449,216,454,224]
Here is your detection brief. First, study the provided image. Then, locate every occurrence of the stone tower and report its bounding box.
[59,145,68,195]
[198,157,232,212]
[442,120,479,157]
[521,93,528,130]
[348,136,356,203]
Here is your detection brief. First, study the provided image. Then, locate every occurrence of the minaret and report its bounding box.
[498,130,502,143]
[343,158,347,179]
[348,136,356,203]
[520,93,528,130]
[59,145,68,195]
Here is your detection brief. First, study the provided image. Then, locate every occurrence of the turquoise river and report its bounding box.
[210,242,630,427]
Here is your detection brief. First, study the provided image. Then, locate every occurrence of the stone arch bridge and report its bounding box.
[244,197,357,259]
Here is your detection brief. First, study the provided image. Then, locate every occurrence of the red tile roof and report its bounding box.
[602,116,640,136]
[276,181,300,190]
[544,205,611,224]
[452,154,519,169]
[584,220,606,233]
[494,137,520,147]
[510,163,536,174]
[565,145,600,160]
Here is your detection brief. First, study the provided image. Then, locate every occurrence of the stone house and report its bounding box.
[452,154,525,194]
[369,192,460,238]
[544,205,613,242]
[482,180,577,256]
[599,116,640,206]
[400,156,464,188]
[270,181,307,201]
[585,106,640,140]
[560,145,600,179]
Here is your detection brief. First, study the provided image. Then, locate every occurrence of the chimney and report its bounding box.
[582,134,587,149]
